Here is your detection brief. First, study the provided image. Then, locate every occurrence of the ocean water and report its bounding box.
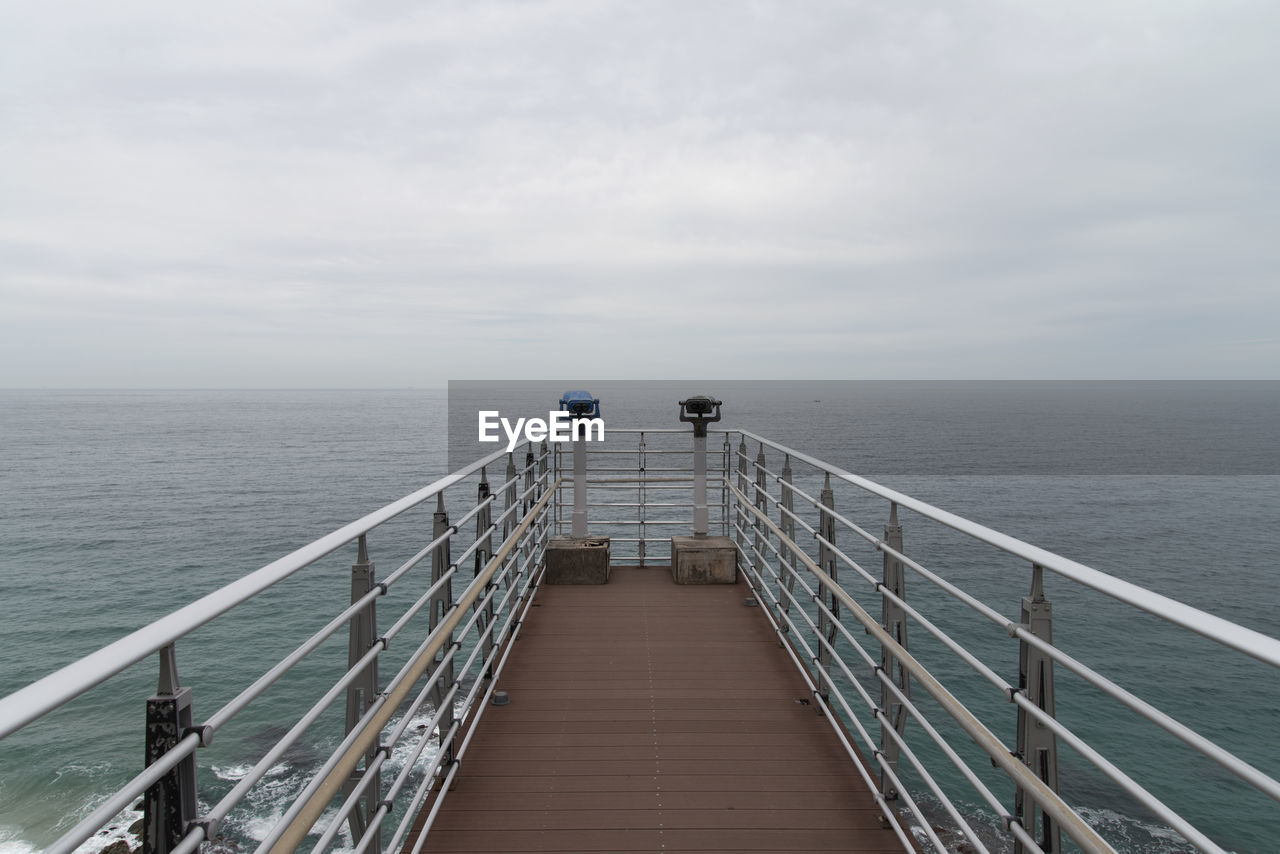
[1,384,1277,853]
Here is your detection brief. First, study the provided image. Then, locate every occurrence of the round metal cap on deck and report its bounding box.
[491,690,510,706]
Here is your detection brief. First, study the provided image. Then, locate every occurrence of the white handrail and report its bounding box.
[0,444,516,739]
[735,429,1280,669]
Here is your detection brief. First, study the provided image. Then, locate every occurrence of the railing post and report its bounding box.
[476,470,495,661]
[571,433,588,537]
[537,440,548,509]
[879,503,909,801]
[523,445,536,516]
[1015,564,1062,854]
[429,494,457,777]
[721,433,731,537]
[552,441,561,534]
[816,474,837,702]
[143,644,197,854]
[504,453,518,542]
[692,429,710,537]
[752,445,767,563]
[638,432,647,566]
[732,437,747,558]
[342,534,382,850]
[779,454,795,621]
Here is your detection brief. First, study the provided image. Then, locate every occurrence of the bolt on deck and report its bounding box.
[408,566,909,854]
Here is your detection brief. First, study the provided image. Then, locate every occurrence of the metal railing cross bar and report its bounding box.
[737,519,1018,849]
[406,760,463,854]
[43,731,201,854]
[757,451,1280,809]
[732,535,939,854]
[734,521,997,854]
[203,571,402,733]
[262,478,560,853]
[733,517,1050,854]
[203,640,383,836]
[807,528,1015,693]
[325,545,545,854]
[747,476,1013,668]
[311,748,387,853]
[748,457,1014,631]
[309,527,550,850]
[726,479,1116,854]
[1011,626,1280,802]
[389,559,546,853]
[372,682,460,854]
[737,430,1280,669]
[1012,692,1224,854]
[0,445,524,739]
[375,532,547,854]
[381,567,461,648]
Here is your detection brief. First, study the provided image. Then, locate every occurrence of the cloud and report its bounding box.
[1,0,1278,385]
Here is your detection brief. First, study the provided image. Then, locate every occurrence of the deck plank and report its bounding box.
[412,566,909,853]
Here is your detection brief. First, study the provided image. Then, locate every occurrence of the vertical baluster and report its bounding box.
[779,454,795,623]
[879,503,909,801]
[476,470,495,662]
[536,440,548,510]
[816,474,837,702]
[734,436,748,559]
[638,432,647,567]
[523,445,536,516]
[752,445,768,588]
[504,453,518,544]
[571,430,588,538]
[1015,564,1062,854]
[143,644,197,854]
[341,534,382,850]
[521,445,536,571]
[429,494,457,778]
[721,433,731,537]
[553,442,562,535]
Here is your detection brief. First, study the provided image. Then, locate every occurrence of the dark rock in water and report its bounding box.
[100,841,133,854]
[128,818,144,837]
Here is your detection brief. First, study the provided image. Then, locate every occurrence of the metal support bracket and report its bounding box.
[143,644,197,854]
[342,534,382,852]
[1014,564,1062,854]
[879,502,910,801]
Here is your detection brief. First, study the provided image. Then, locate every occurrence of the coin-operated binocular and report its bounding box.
[678,396,722,536]
[545,390,611,584]
[559,390,601,420]
[670,394,735,582]
[560,391,600,537]
[678,395,721,438]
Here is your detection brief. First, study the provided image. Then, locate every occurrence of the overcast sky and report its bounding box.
[2,1,1277,386]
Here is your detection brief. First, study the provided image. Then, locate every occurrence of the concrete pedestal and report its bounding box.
[670,535,736,584]
[545,536,611,584]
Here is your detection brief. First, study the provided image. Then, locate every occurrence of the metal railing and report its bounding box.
[725,429,1280,854]
[0,440,555,854]
[2,425,1278,854]
[551,427,731,563]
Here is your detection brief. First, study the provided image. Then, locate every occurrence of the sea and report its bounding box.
[1,382,1277,854]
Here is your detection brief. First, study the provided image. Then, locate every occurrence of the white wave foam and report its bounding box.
[0,824,40,854]
[68,804,143,854]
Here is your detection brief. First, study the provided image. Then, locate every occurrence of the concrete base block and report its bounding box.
[671,535,736,584]
[545,535,611,584]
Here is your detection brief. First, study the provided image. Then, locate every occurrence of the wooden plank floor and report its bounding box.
[418,566,907,853]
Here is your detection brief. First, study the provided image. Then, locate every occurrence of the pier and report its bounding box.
[410,567,903,854]
[2,395,1279,854]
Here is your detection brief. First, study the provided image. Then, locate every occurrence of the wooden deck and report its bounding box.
[416,566,908,853]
